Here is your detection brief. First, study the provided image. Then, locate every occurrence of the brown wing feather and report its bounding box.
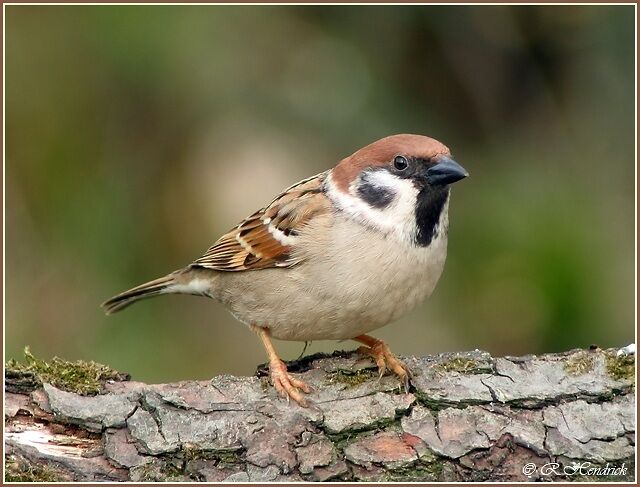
[192,171,330,271]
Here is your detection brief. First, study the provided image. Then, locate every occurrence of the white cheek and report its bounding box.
[364,170,419,226]
[326,171,418,243]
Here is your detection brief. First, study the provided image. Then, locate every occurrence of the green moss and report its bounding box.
[160,460,184,479]
[384,459,445,482]
[325,368,378,388]
[136,449,243,482]
[325,430,358,452]
[564,351,595,376]
[433,358,482,374]
[259,376,272,392]
[212,451,242,466]
[182,446,242,466]
[131,459,186,482]
[131,462,160,481]
[5,458,62,482]
[5,346,128,395]
[326,417,408,451]
[326,421,403,453]
[605,352,636,381]
[415,393,487,411]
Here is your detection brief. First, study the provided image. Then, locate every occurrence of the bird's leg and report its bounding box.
[353,334,411,392]
[253,325,312,407]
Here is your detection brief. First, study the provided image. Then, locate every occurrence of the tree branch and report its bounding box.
[4,347,635,482]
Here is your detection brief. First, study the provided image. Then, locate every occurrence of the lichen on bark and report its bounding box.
[4,347,636,482]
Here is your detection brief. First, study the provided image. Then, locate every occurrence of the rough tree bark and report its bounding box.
[4,347,636,482]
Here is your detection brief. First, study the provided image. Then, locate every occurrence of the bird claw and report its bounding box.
[269,359,312,407]
[357,342,412,392]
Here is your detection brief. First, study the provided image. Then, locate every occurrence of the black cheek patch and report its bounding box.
[356,178,396,209]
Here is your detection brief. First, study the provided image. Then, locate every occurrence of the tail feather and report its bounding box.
[102,275,176,315]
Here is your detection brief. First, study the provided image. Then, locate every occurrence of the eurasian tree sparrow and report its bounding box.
[103,134,468,406]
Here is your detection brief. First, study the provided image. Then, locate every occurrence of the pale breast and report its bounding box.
[213,209,449,341]
[290,214,448,339]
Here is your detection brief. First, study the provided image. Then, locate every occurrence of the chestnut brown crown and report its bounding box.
[331,134,452,191]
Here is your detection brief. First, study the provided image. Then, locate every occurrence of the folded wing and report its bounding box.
[192,171,330,271]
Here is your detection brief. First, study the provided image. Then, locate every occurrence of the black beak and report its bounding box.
[426,156,468,186]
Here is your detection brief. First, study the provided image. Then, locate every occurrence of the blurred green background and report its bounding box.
[6,5,635,382]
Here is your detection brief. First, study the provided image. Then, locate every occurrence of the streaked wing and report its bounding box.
[192,171,330,271]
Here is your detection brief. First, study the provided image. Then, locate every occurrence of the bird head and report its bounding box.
[327,134,468,246]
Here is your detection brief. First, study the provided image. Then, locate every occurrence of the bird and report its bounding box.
[102,134,468,407]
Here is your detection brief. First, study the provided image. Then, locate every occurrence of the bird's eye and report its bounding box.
[393,155,408,171]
